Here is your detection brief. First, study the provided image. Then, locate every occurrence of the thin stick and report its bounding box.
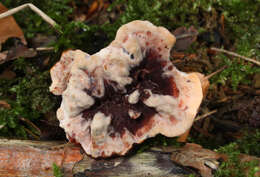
[175,33,198,40]
[24,127,40,140]
[20,117,41,135]
[195,109,217,122]
[36,47,54,51]
[0,3,62,34]
[177,109,218,142]
[204,66,227,80]
[211,47,260,66]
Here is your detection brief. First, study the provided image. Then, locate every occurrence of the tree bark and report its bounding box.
[0,139,194,177]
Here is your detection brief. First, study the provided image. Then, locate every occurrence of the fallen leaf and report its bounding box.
[0,68,16,80]
[0,3,26,45]
[171,143,225,177]
[173,26,198,51]
[170,143,260,177]
[87,0,99,19]
[0,43,37,64]
[171,52,185,59]
[6,43,37,60]
[0,100,11,109]
[30,34,56,48]
[0,51,7,63]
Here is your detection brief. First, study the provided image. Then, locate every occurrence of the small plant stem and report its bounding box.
[20,117,41,135]
[36,47,54,51]
[175,33,197,40]
[205,66,227,80]
[24,127,40,140]
[0,3,62,34]
[211,47,260,66]
[195,109,217,122]
[178,109,218,142]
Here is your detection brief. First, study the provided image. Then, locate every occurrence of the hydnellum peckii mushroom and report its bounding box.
[50,20,204,158]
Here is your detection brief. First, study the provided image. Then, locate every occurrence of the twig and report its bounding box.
[175,33,198,40]
[204,66,227,80]
[177,109,218,142]
[24,127,40,140]
[195,109,217,122]
[211,47,260,66]
[36,47,54,51]
[0,3,62,34]
[20,117,41,135]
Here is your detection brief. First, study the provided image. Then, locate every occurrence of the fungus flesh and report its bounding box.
[50,20,203,158]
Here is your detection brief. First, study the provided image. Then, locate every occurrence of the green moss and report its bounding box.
[211,54,260,90]
[215,142,259,177]
[52,163,63,177]
[4,0,73,39]
[236,130,260,156]
[0,58,58,138]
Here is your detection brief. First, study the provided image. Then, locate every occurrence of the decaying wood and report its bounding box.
[0,139,194,177]
[0,139,82,177]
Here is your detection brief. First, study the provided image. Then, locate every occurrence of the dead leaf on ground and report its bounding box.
[170,143,260,177]
[0,52,7,62]
[0,100,11,109]
[171,143,225,177]
[0,68,16,80]
[173,26,198,51]
[6,43,37,60]
[30,34,56,48]
[74,0,109,22]
[0,3,26,45]
[0,43,37,64]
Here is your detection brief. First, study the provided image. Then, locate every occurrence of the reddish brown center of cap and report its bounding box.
[82,49,179,137]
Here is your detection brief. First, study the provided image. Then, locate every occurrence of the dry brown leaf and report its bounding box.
[0,100,11,109]
[0,69,16,80]
[0,3,26,45]
[171,143,225,177]
[0,52,7,63]
[30,34,56,48]
[0,44,37,64]
[87,0,99,18]
[173,26,198,51]
[6,44,37,60]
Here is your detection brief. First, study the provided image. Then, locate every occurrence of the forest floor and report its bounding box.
[0,0,259,176]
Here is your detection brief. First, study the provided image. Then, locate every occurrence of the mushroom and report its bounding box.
[50,20,203,158]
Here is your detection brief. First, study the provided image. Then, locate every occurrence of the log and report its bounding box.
[0,139,194,177]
